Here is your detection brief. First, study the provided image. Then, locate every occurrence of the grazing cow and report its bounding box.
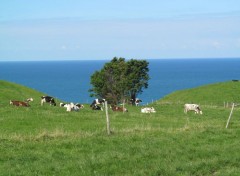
[41,96,56,106]
[91,104,103,111]
[130,98,142,106]
[184,104,202,114]
[90,98,105,108]
[10,98,33,107]
[111,105,128,112]
[141,107,156,113]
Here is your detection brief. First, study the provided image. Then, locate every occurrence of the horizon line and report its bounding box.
[0,57,240,62]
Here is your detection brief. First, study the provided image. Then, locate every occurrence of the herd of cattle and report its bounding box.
[9,95,203,114]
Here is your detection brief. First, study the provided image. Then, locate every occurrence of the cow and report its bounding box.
[111,105,128,112]
[60,102,84,112]
[10,98,33,107]
[66,103,79,112]
[91,104,103,111]
[10,100,30,107]
[75,103,84,109]
[26,98,33,102]
[184,104,202,114]
[141,107,156,113]
[90,98,105,108]
[41,96,56,106]
[60,103,72,111]
[130,98,142,106]
[60,102,66,107]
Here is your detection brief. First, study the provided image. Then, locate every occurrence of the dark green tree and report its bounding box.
[126,59,150,104]
[89,57,149,105]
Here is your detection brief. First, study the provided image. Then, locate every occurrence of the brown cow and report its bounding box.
[10,100,30,107]
[111,105,128,112]
[10,98,33,107]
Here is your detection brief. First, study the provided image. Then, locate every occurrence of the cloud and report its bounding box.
[211,41,223,49]
[61,45,67,50]
[236,38,240,48]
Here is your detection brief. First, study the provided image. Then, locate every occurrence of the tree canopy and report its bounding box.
[89,57,150,105]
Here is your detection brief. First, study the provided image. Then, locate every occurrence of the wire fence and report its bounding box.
[154,100,240,109]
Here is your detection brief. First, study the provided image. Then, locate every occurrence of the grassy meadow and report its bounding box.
[1,80,240,175]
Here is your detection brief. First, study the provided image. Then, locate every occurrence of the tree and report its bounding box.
[125,59,149,104]
[89,57,149,105]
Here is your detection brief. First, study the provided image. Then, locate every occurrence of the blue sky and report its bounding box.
[0,0,240,61]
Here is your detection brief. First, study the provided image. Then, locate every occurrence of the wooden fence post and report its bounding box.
[105,101,111,135]
[122,99,125,114]
[226,103,235,128]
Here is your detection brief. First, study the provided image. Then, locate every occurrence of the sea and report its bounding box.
[1,58,240,105]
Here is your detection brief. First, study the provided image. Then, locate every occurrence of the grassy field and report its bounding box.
[1,80,240,175]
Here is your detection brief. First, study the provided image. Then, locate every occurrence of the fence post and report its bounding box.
[123,99,125,114]
[105,101,111,135]
[226,103,235,128]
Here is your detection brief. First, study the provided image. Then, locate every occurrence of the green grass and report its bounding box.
[1,80,240,175]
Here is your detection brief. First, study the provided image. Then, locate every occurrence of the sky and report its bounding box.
[0,0,240,61]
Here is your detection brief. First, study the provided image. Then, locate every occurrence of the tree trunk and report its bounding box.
[131,93,136,106]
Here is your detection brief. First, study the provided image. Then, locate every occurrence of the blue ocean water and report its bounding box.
[0,59,240,105]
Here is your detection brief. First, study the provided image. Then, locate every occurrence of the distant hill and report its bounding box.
[157,81,240,105]
[1,80,240,107]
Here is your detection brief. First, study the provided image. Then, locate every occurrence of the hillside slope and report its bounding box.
[0,80,48,106]
[2,80,240,107]
[157,81,240,105]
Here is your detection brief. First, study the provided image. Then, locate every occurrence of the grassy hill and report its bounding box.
[157,81,240,106]
[0,80,44,105]
[1,80,240,175]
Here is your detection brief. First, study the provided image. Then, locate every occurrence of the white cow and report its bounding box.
[141,107,156,113]
[66,104,72,112]
[184,104,202,114]
[62,102,80,112]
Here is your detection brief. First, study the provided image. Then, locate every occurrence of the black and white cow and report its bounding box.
[59,102,66,107]
[91,104,103,111]
[184,104,202,114]
[130,98,142,106]
[41,96,56,106]
[75,103,84,109]
[60,102,84,108]
[60,102,84,112]
[66,103,80,112]
[90,98,105,108]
